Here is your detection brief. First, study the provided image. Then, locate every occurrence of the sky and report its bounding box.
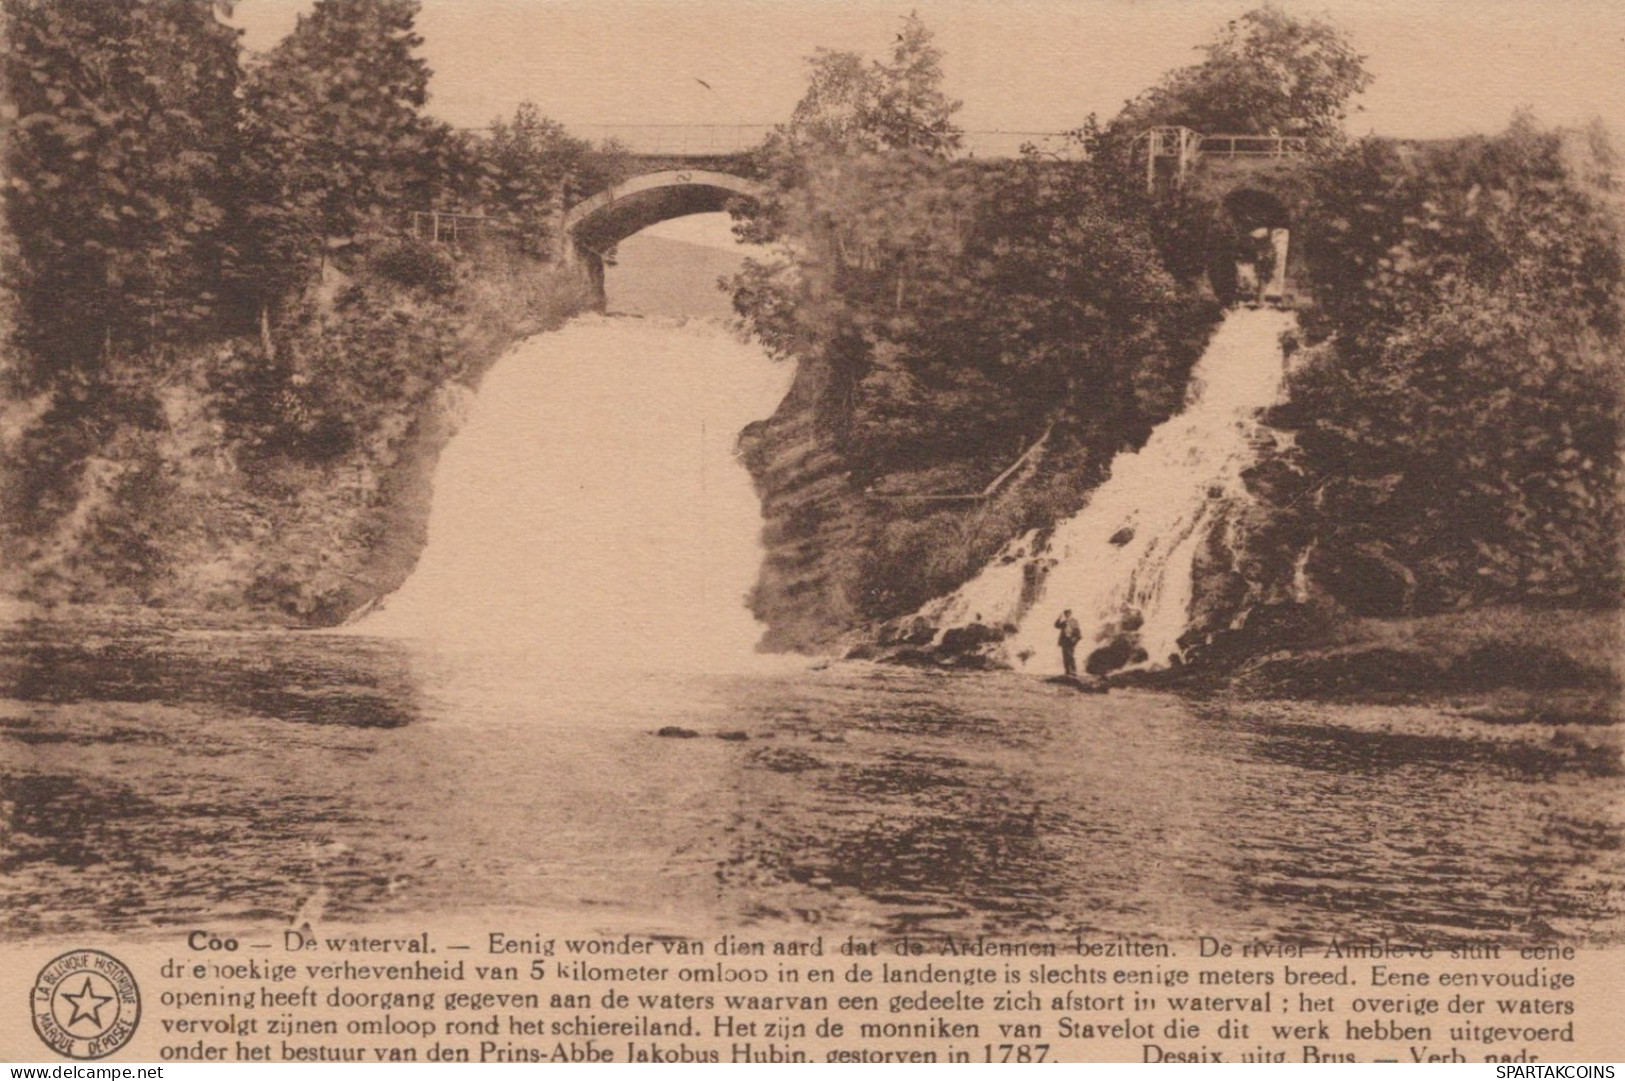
[228,0,1625,151]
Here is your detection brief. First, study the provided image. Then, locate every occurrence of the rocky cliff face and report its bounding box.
[739,354,1107,657]
[738,354,864,652]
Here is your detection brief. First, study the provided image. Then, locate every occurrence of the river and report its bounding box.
[1,615,1618,945]
[0,219,1619,949]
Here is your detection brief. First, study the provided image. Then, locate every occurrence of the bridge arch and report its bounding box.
[1222,188,1290,231]
[559,169,764,308]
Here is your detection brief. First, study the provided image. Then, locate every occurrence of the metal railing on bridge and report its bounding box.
[1196,133,1310,158]
[465,120,1311,165]
[572,124,774,156]
[410,210,496,244]
[1132,126,1308,190]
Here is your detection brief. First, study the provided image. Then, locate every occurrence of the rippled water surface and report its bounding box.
[2,616,1619,946]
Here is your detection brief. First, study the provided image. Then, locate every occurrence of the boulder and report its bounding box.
[1085,637,1138,677]
[938,621,1004,655]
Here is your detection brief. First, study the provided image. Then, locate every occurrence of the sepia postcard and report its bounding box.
[0,0,1621,1065]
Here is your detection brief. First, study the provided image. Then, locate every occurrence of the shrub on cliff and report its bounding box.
[370,237,459,295]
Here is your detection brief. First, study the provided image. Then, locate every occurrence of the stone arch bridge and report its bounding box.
[558,164,763,304]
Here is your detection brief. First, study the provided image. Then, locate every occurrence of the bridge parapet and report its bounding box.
[574,123,773,156]
[563,169,764,247]
[1197,133,1310,158]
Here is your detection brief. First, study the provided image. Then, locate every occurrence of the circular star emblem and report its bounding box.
[31,950,141,1060]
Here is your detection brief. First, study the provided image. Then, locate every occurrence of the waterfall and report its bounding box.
[924,307,1297,676]
[353,315,793,672]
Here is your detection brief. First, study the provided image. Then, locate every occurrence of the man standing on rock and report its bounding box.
[1055,609,1083,679]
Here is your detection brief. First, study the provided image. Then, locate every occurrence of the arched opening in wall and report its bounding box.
[1209,189,1291,307]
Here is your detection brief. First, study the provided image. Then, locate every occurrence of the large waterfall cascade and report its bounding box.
[924,307,1298,675]
[355,315,793,671]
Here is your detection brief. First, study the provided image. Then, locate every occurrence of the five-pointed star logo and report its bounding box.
[60,977,113,1029]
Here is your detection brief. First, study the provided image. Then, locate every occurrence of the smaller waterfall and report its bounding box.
[923,307,1296,676]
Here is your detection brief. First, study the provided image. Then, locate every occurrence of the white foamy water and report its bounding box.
[356,315,793,672]
[927,307,1297,674]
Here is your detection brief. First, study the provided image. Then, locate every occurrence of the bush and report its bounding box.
[369,238,459,295]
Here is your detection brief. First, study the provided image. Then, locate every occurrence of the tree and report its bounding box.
[732,149,983,442]
[782,48,878,154]
[1115,4,1371,140]
[774,13,963,159]
[479,103,631,256]
[233,0,463,311]
[2,0,243,387]
[733,13,964,321]
[864,12,963,156]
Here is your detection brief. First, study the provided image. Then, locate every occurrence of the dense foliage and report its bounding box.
[482,103,632,257]
[231,0,476,318]
[2,0,241,388]
[1258,118,1624,612]
[782,12,962,159]
[736,17,1220,468]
